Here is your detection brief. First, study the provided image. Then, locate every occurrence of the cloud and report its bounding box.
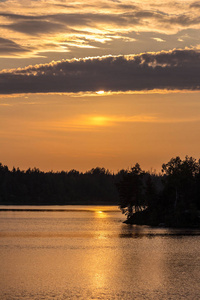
[190,1,200,8]
[0,37,29,55]
[0,1,200,59]
[1,20,66,35]
[0,49,200,95]
[2,10,200,33]
[118,4,138,10]
[165,15,200,26]
[0,12,141,32]
[152,37,166,42]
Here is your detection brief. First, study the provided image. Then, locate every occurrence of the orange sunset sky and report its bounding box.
[0,0,200,173]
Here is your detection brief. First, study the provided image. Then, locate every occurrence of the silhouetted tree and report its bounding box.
[162,156,199,210]
[117,163,145,218]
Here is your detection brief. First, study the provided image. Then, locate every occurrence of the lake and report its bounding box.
[0,206,200,299]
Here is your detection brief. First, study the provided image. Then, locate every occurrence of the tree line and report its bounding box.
[0,165,119,205]
[0,156,200,227]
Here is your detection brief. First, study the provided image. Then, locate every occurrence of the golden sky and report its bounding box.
[0,0,200,172]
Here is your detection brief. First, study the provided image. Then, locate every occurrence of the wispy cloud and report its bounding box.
[0,37,30,56]
[34,113,200,133]
[0,0,200,59]
[0,49,200,94]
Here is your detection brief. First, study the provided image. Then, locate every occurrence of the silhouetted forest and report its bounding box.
[0,165,120,205]
[1,156,200,227]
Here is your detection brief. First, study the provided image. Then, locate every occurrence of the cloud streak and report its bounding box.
[0,49,200,94]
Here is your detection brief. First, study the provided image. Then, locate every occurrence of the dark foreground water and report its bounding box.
[0,206,200,300]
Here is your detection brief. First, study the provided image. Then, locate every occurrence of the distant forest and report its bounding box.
[0,156,200,227]
[0,165,120,205]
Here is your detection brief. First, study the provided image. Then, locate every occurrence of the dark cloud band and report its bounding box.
[0,49,200,94]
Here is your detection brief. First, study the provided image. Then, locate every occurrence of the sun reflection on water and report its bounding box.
[95,210,107,218]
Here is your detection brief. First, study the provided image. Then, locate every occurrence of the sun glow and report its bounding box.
[89,116,109,126]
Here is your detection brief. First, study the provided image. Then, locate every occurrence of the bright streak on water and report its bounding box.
[0,206,200,299]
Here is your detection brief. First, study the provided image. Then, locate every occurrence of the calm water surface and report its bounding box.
[0,206,200,300]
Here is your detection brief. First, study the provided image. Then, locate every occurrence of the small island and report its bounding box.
[117,156,200,228]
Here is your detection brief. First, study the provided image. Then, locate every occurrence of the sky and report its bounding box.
[0,0,200,173]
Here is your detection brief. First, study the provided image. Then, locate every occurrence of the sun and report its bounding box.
[96,90,105,95]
